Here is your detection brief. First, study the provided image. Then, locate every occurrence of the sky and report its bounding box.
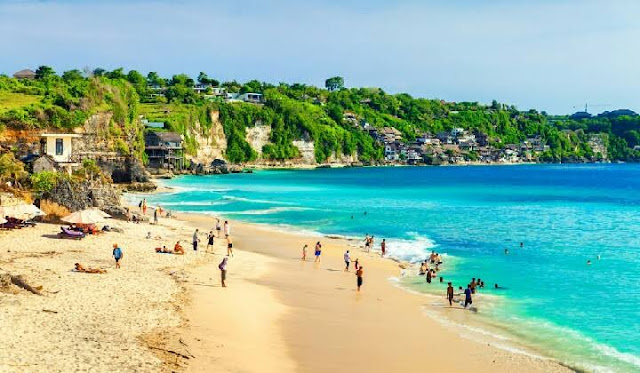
[1,0,639,114]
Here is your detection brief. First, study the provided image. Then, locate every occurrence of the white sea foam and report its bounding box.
[222,196,295,205]
[160,201,228,207]
[384,232,438,263]
[228,206,312,215]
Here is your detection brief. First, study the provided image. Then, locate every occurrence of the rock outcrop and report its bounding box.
[186,110,228,165]
[41,178,125,218]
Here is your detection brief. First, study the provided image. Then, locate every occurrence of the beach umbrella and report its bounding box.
[90,208,111,218]
[61,209,109,224]
[0,203,45,219]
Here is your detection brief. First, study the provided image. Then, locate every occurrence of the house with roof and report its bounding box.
[38,133,83,174]
[13,69,36,80]
[144,132,185,170]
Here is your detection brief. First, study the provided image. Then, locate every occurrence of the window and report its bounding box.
[55,139,63,156]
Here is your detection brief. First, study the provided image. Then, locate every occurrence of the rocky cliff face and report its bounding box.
[41,178,124,217]
[186,110,227,166]
[245,124,271,157]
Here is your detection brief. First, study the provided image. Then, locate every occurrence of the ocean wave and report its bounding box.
[159,201,228,207]
[167,186,234,193]
[222,196,295,205]
[384,232,438,263]
[227,207,312,215]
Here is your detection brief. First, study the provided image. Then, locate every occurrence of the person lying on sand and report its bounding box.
[74,263,106,274]
[174,241,185,255]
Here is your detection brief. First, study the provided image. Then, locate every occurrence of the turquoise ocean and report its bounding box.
[132,164,640,372]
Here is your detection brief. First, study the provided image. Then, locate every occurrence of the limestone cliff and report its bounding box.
[186,110,227,165]
[245,124,271,157]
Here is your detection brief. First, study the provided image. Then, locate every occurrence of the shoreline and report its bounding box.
[173,211,572,372]
[0,202,572,372]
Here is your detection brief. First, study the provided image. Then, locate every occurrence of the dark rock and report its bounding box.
[105,157,150,183]
[123,182,157,192]
[44,178,121,213]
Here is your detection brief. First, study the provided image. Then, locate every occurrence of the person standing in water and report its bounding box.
[426,269,432,283]
[464,285,473,308]
[302,244,308,261]
[447,282,454,306]
[219,256,228,287]
[356,266,364,291]
[381,239,386,257]
[314,242,322,262]
[344,250,351,271]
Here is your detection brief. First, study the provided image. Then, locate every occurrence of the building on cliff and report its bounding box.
[39,134,82,174]
[144,132,185,170]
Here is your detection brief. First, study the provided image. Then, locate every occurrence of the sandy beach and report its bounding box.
[0,210,572,373]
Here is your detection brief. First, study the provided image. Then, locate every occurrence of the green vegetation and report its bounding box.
[1,67,640,165]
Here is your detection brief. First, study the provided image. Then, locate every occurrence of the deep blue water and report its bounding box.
[132,164,640,372]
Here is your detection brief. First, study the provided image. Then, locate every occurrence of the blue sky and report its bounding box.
[1,0,638,114]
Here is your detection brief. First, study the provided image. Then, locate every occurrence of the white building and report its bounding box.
[40,134,82,173]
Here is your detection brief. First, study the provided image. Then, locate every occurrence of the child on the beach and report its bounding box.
[302,244,308,261]
[112,244,123,269]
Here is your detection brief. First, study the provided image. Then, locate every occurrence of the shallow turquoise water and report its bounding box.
[134,164,640,372]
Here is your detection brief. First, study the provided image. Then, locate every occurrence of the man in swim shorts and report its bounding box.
[447,282,454,306]
[356,266,364,291]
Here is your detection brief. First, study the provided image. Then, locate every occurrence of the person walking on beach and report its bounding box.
[344,250,351,271]
[356,266,364,291]
[364,234,370,252]
[153,208,159,224]
[302,244,308,261]
[224,220,230,238]
[447,282,454,306]
[142,199,147,216]
[464,285,473,308]
[381,239,386,257]
[314,242,322,262]
[219,256,229,287]
[216,218,222,238]
[192,229,200,251]
[227,236,234,256]
[112,243,123,269]
[206,231,215,253]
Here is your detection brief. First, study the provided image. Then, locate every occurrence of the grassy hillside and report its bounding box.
[2,67,640,165]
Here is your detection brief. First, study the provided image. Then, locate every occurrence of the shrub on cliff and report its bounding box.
[0,153,28,186]
[30,171,64,194]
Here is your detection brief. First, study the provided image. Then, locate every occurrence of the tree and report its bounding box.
[197,72,210,85]
[146,71,165,87]
[35,65,56,80]
[106,68,126,80]
[92,68,106,77]
[62,69,84,81]
[325,76,344,91]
